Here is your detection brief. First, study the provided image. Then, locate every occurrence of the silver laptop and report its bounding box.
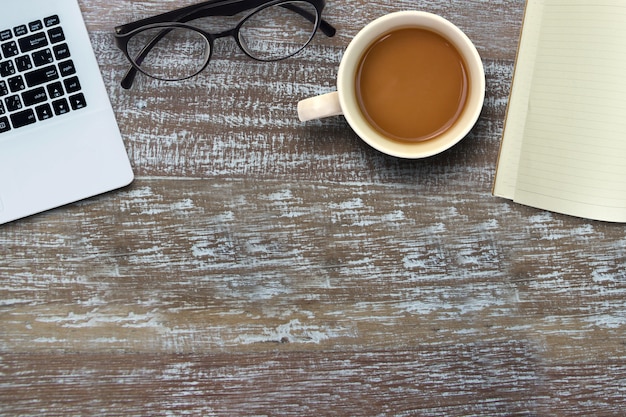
[0,0,133,225]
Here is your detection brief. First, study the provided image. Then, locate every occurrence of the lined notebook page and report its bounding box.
[493,0,545,199]
[514,0,626,222]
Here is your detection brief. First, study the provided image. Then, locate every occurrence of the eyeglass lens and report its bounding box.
[238,1,318,61]
[127,27,211,81]
[126,1,319,82]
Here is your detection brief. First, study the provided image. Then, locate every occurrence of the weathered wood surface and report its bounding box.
[2,0,625,416]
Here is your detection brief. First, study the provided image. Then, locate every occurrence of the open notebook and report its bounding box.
[0,0,133,225]
[493,0,626,222]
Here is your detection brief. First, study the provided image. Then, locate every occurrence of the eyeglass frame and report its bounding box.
[114,0,336,89]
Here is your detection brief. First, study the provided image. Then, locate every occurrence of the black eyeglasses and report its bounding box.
[114,0,335,89]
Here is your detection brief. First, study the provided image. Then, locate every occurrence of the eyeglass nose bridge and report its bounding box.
[210,27,251,57]
[212,28,238,39]
[206,27,261,62]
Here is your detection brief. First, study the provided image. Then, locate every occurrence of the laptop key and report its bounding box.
[24,64,59,87]
[28,20,44,32]
[5,95,22,112]
[13,25,28,37]
[58,60,76,77]
[19,32,48,53]
[10,108,36,128]
[0,61,16,77]
[1,41,19,58]
[52,98,69,115]
[8,75,25,92]
[44,15,60,28]
[0,30,12,42]
[48,27,65,44]
[32,48,54,66]
[69,93,86,110]
[53,43,70,60]
[0,116,10,133]
[47,81,64,98]
[35,103,53,121]
[15,55,33,72]
[22,87,47,106]
[63,76,80,93]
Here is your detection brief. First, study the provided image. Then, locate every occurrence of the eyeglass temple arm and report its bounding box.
[118,2,335,89]
[116,0,335,37]
[277,3,335,37]
[176,2,336,37]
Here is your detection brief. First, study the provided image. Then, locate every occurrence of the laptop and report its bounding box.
[0,0,134,225]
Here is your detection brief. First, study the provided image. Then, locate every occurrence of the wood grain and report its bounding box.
[2,0,626,416]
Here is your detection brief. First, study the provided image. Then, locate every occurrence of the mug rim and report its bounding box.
[337,11,486,159]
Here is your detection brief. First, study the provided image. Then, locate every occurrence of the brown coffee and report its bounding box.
[356,28,469,143]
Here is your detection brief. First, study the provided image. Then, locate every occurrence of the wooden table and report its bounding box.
[2,1,625,415]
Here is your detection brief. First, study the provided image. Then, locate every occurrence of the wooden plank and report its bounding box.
[2,352,625,416]
[2,179,625,357]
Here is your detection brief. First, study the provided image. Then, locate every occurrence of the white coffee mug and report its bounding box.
[298,11,485,159]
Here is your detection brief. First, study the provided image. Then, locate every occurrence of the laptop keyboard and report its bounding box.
[0,14,87,135]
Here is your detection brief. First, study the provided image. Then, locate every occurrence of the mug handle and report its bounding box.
[297,91,343,121]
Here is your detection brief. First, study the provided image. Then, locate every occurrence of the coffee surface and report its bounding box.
[356,28,469,142]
